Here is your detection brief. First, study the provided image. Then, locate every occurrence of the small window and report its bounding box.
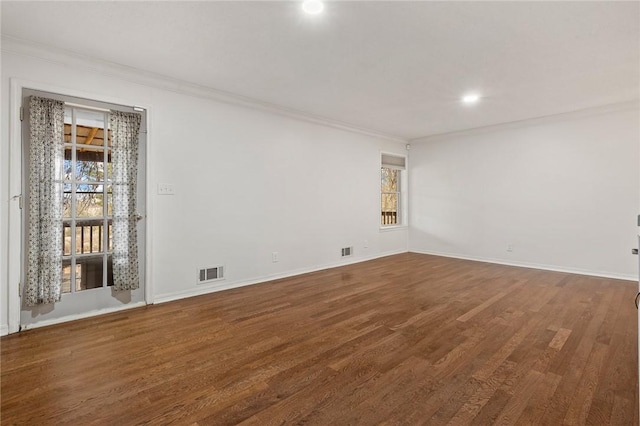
[381,153,406,226]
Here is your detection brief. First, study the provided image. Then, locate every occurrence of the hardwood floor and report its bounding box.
[1,253,638,425]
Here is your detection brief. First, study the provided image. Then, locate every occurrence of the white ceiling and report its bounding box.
[2,1,639,140]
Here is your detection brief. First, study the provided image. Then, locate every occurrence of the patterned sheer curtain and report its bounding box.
[25,96,65,306]
[110,111,142,290]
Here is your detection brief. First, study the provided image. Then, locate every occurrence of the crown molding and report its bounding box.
[411,99,640,143]
[1,35,407,144]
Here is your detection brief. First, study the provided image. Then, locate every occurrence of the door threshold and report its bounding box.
[19,301,147,332]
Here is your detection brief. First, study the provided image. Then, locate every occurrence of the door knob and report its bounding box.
[633,248,638,255]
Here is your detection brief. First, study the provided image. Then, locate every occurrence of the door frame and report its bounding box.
[7,78,154,334]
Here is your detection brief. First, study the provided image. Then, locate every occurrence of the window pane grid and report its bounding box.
[381,166,402,226]
[61,106,114,292]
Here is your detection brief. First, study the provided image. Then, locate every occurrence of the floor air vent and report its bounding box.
[341,247,353,257]
[197,265,224,284]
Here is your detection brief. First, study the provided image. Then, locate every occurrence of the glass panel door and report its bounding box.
[20,88,146,329]
[62,107,114,293]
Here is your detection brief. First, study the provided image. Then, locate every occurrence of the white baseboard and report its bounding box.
[0,324,8,337]
[154,249,408,304]
[410,249,637,282]
[18,302,147,332]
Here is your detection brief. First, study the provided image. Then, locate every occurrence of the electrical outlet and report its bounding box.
[363,239,369,249]
[272,252,279,263]
[158,183,175,195]
[507,244,514,252]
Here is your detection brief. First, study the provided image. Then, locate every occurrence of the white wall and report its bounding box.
[150,91,408,301]
[0,44,408,333]
[410,104,640,279]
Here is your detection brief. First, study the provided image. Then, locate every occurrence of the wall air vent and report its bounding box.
[197,265,224,284]
[341,247,353,257]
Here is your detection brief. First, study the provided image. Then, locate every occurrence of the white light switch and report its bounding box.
[158,183,175,195]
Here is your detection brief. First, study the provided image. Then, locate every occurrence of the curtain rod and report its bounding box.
[65,102,110,113]
[65,102,145,113]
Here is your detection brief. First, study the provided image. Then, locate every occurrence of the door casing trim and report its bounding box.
[7,78,154,334]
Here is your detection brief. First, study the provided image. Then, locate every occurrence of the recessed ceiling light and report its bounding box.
[302,0,324,15]
[462,93,481,104]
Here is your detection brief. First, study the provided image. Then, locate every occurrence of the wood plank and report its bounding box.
[516,372,562,424]
[445,360,517,426]
[456,291,509,322]
[493,369,545,425]
[0,253,636,424]
[548,327,572,350]
[83,127,99,145]
[563,341,609,424]
[472,315,542,381]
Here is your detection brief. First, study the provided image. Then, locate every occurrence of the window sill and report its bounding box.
[379,225,408,232]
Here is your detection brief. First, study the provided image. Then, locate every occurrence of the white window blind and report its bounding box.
[381,154,406,170]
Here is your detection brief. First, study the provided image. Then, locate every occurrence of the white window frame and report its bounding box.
[380,152,408,230]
